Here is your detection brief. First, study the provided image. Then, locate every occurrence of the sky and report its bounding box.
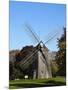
[9,1,66,51]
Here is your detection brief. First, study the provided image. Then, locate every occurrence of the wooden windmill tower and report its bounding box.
[19,24,59,79]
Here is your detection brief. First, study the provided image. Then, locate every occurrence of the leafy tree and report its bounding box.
[50,60,58,77]
[56,27,66,76]
[9,61,15,80]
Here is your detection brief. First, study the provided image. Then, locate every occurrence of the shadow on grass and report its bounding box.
[44,80,66,86]
[10,80,66,88]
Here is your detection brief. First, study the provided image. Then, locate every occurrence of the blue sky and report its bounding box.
[9,1,66,51]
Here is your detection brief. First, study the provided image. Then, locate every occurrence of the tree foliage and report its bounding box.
[50,60,58,77]
[56,27,66,76]
[9,46,35,80]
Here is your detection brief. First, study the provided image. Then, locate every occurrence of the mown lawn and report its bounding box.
[9,77,66,89]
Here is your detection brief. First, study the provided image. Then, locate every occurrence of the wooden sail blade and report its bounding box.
[24,23,40,44]
[44,32,58,44]
[19,49,38,70]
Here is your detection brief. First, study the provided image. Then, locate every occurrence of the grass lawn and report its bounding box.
[9,76,66,89]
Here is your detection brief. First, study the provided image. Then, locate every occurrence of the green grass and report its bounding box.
[9,76,66,89]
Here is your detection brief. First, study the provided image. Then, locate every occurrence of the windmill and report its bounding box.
[18,24,61,79]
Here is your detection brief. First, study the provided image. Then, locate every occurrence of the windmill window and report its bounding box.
[41,70,43,73]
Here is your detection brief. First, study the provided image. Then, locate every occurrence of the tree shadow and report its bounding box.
[43,80,66,86]
[10,80,66,89]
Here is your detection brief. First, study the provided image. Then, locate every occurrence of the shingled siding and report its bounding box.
[37,47,52,79]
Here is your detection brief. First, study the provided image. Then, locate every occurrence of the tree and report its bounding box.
[9,61,15,80]
[51,60,58,77]
[56,27,66,76]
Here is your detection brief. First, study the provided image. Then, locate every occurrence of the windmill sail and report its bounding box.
[24,24,40,44]
[20,49,38,70]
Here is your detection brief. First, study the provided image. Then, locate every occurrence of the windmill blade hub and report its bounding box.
[40,41,44,48]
